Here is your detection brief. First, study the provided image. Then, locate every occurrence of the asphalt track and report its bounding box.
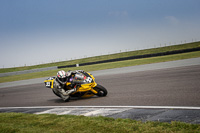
[0,64,200,107]
[0,58,200,123]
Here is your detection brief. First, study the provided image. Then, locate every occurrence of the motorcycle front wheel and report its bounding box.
[93,84,108,97]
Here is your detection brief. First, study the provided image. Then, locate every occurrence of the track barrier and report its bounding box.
[57,47,200,69]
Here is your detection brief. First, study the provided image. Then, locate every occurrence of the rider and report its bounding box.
[53,70,83,100]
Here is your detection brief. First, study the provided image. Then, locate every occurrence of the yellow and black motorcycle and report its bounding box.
[44,71,107,102]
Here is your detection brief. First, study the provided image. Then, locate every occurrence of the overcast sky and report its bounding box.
[0,0,200,68]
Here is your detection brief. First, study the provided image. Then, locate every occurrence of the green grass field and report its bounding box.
[0,50,200,83]
[0,113,199,133]
[0,41,200,73]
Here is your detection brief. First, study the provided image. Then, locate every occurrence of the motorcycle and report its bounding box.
[44,71,107,102]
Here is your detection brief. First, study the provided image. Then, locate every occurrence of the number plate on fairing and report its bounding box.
[45,81,52,88]
[44,77,55,88]
[85,77,93,83]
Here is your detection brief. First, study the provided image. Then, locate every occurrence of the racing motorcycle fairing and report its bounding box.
[44,77,55,89]
[66,71,98,95]
[44,71,105,101]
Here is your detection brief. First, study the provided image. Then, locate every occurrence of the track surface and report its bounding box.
[0,65,200,107]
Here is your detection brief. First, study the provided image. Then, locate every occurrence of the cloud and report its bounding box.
[165,16,179,25]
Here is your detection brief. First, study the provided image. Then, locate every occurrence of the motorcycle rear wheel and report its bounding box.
[94,84,107,96]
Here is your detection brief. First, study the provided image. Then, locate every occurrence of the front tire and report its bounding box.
[94,84,107,97]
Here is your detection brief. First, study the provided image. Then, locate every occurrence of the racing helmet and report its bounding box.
[57,70,67,84]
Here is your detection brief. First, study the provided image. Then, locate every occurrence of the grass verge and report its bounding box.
[1,41,200,73]
[0,113,199,133]
[0,50,200,83]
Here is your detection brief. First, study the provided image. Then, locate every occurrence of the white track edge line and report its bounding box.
[0,106,200,110]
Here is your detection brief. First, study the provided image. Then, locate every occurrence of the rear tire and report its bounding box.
[94,84,107,97]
